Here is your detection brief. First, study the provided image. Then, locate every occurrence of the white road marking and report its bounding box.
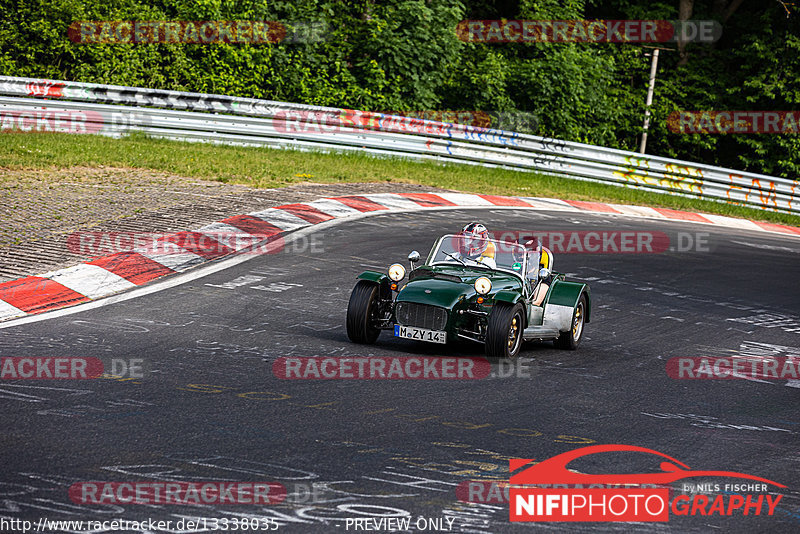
[249,208,311,231]
[42,264,136,299]
[731,240,800,254]
[135,250,205,272]
[363,193,421,210]
[0,300,25,321]
[517,197,579,211]
[434,192,494,206]
[606,204,665,219]
[702,213,764,231]
[306,198,362,218]
[196,222,261,251]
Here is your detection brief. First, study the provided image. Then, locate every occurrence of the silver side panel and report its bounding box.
[543,303,574,332]
[528,305,544,326]
[522,326,560,340]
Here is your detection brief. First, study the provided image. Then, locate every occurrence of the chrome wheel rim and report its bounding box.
[507,313,522,353]
[572,302,584,341]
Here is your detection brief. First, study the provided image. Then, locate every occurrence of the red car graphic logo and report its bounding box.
[510,444,785,487]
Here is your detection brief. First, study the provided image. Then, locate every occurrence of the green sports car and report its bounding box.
[346,234,591,358]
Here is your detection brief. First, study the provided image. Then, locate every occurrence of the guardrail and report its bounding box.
[1,76,797,215]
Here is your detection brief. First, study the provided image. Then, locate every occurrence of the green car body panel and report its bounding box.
[493,290,524,305]
[393,266,524,334]
[348,236,591,351]
[358,264,589,343]
[544,280,591,322]
[357,271,389,284]
[397,266,521,307]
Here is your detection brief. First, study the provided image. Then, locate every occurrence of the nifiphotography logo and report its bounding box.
[509,444,785,522]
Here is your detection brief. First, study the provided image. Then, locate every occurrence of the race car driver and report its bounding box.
[457,222,496,269]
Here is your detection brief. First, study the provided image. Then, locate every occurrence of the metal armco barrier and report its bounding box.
[1,76,797,215]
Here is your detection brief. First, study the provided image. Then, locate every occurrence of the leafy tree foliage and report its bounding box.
[0,0,796,177]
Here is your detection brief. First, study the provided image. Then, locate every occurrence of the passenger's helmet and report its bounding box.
[460,222,489,256]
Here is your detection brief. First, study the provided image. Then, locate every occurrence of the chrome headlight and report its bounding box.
[474,276,492,295]
[388,263,406,282]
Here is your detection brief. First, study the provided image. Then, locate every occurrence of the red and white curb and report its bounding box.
[1,192,798,322]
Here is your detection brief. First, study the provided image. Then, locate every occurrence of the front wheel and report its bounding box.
[346,280,382,344]
[485,302,525,359]
[554,294,586,350]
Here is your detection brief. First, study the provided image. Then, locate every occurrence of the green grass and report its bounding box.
[2,131,799,227]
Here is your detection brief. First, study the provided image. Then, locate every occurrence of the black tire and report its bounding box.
[346,280,381,344]
[485,302,525,359]
[554,294,587,350]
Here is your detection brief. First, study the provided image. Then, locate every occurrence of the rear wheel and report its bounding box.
[346,280,381,344]
[485,302,525,359]
[554,294,586,350]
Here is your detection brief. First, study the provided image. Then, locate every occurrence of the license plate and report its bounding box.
[394,325,447,344]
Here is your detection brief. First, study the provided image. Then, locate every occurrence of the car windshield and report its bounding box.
[427,234,528,278]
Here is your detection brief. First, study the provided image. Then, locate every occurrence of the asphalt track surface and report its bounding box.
[1,207,799,534]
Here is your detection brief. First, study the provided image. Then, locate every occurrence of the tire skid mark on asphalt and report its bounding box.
[695,341,800,389]
[567,266,799,321]
[2,441,564,534]
[175,382,598,445]
[641,412,796,434]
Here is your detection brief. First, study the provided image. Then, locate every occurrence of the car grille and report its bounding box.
[395,302,448,331]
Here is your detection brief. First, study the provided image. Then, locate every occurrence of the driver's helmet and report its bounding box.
[460,222,489,256]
